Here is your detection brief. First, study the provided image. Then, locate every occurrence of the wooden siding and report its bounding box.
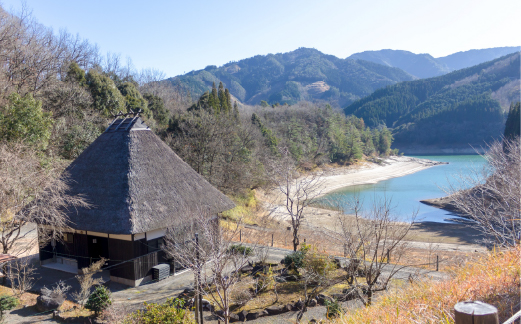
[108,237,135,280]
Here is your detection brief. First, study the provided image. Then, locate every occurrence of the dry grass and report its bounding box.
[333,246,520,324]
[0,284,38,306]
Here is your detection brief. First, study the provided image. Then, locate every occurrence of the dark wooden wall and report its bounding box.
[108,237,135,280]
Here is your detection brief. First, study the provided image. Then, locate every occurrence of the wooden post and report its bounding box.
[454,301,498,324]
[271,233,274,247]
[436,255,439,271]
[239,230,242,242]
[387,249,390,264]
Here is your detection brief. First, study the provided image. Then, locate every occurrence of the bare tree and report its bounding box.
[444,138,520,247]
[163,211,254,324]
[271,149,324,251]
[72,258,106,308]
[329,195,416,306]
[296,246,338,322]
[6,257,37,297]
[0,142,89,256]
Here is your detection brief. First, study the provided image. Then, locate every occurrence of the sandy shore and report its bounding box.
[316,156,446,197]
[264,156,488,250]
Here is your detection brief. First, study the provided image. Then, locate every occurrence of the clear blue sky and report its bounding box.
[1,0,519,78]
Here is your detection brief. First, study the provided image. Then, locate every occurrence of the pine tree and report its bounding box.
[233,101,239,120]
[224,88,232,114]
[218,82,227,113]
[210,82,219,112]
[504,102,520,140]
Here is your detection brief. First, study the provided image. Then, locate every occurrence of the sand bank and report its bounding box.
[317,156,446,197]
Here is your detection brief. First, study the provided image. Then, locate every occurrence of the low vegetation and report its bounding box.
[334,247,520,323]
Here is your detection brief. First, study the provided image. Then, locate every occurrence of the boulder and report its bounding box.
[238,310,249,321]
[309,298,317,307]
[284,304,293,312]
[331,293,346,302]
[229,313,240,322]
[316,294,333,305]
[246,310,267,320]
[36,295,63,313]
[265,305,285,315]
[240,265,254,273]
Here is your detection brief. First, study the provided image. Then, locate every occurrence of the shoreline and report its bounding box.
[316,156,447,198]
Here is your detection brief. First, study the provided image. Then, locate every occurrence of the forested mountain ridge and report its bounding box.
[344,52,520,151]
[167,48,414,107]
[349,46,520,79]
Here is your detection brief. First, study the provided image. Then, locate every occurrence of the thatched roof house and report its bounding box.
[39,116,234,286]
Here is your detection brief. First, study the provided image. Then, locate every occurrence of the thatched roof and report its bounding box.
[62,117,235,234]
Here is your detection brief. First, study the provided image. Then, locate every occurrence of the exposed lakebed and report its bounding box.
[315,155,486,223]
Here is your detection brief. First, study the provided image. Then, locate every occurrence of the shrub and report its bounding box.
[125,298,195,324]
[0,294,18,319]
[324,298,343,319]
[282,243,310,271]
[228,244,253,256]
[85,285,112,316]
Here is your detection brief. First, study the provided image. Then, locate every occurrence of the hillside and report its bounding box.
[166,48,414,107]
[344,52,520,152]
[348,50,450,79]
[348,46,520,79]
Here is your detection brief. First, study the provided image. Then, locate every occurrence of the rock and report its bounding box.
[246,310,266,320]
[331,293,346,302]
[36,295,63,313]
[201,299,213,311]
[229,313,240,322]
[284,304,293,312]
[316,294,333,305]
[293,300,304,311]
[240,265,254,273]
[309,298,317,307]
[238,310,248,321]
[265,305,285,315]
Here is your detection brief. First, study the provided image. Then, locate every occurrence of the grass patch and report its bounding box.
[222,189,259,225]
[334,246,520,323]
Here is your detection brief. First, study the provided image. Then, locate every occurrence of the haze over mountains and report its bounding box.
[345,52,520,152]
[349,46,521,79]
[169,46,520,108]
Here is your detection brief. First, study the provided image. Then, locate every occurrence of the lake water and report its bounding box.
[315,155,486,223]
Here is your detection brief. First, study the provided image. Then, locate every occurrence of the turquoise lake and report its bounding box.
[315,155,486,223]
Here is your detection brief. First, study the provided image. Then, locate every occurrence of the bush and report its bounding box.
[324,298,343,319]
[85,285,112,316]
[228,244,253,256]
[282,243,310,271]
[126,298,195,324]
[0,294,18,319]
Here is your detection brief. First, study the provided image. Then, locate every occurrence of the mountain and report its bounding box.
[348,50,450,79]
[437,46,521,71]
[167,48,414,107]
[344,52,520,153]
[348,46,520,79]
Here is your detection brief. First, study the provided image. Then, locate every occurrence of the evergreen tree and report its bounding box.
[233,101,239,120]
[209,82,218,111]
[218,82,227,113]
[85,69,126,116]
[0,93,53,149]
[504,102,520,140]
[224,88,232,114]
[65,62,86,86]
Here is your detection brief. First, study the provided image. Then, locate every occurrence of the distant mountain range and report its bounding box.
[168,46,520,108]
[344,52,520,152]
[348,46,520,79]
[168,48,413,107]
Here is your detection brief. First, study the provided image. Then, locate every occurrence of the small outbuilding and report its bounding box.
[38,115,234,286]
